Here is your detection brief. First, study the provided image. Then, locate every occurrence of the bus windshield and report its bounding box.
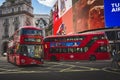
[17,45,43,58]
[21,29,42,35]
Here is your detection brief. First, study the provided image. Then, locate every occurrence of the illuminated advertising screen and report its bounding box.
[53,0,73,35]
[104,0,120,28]
[72,0,105,32]
[58,0,72,17]
[53,0,109,35]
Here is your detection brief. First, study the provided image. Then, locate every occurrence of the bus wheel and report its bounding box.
[51,56,57,61]
[89,55,96,61]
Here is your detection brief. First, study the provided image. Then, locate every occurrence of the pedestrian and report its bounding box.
[111,49,120,68]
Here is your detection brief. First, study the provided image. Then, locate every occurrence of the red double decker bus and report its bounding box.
[44,33,111,61]
[7,26,44,66]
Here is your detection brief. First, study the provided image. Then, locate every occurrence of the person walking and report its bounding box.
[111,49,120,69]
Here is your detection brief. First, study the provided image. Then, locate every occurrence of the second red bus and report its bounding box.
[43,33,111,61]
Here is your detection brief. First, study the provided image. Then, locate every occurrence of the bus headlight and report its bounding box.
[21,59,25,63]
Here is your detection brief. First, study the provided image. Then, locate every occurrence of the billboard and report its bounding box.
[73,0,105,32]
[104,0,120,28]
[52,0,120,35]
[53,0,73,35]
[58,0,72,17]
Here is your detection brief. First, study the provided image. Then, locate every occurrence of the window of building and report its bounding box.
[0,10,2,14]
[4,18,9,24]
[18,7,21,11]
[13,17,20,31]
[12,8,14,12]
[27,7,29,12]
[4,18,9,36]
[14,17,19,21]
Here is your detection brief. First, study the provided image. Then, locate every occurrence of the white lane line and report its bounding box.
[0,68,7,71]
[46,64,64,69]
[60,65,75,72]
[60,69,100,72]
[0,70,49,74]
[0,68,22,72]
[59,64,100,72]
[46,62,100,72]
[102,68,120,75]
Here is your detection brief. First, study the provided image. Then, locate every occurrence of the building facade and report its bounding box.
[0,0,34,55]
[34,14,50,37]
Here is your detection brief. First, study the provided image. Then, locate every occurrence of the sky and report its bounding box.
[0,0,56,15]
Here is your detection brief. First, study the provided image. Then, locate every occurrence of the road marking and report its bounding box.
[102,68,120,75]
[60,64,100,72]
[1,61,114,74]
[47,62,101,72]
[60,65,75,72]
[0,70,49,74]
[0,68,7,71]
[0,68,22,72]
[60,69,100,72]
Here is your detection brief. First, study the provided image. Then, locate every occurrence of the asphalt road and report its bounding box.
[0,71,120,80]
[0,56,120,80]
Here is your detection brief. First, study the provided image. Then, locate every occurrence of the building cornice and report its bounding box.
[0,11,34,17]
[0,2,33,9]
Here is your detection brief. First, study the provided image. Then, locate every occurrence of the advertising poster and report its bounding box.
[58,0,72,17]
[53,0,73,35]
[104,0,120,28]
[53,0,109,35]
[72,0,105,32]
[52,1,59,22]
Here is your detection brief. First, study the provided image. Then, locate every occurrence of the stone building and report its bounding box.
[34,14,50,37]
[0,0,34,55]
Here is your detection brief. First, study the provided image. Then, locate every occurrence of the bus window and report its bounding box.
[92,35,106,40]
[76,48,85,53]
[66,37,70,41]
[63,48,67,53]
[19,45,28,56]
[9,49,14,54]
[92,36,98,40]
[68,48,74,53]
[21,29,42,35]
[73,48,77,53]
[96,46,108,52]
[34,46,42,58]
[51,48,57,53]
[78,36,84,40]
[79,48,84,53]
[84,47,88,52]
